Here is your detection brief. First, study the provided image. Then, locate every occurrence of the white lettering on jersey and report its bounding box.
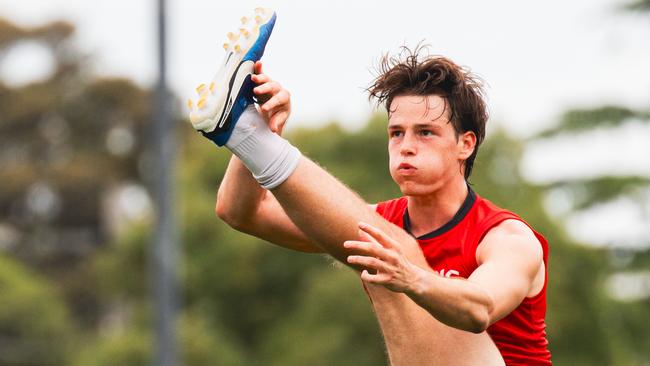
[438,269,460,278]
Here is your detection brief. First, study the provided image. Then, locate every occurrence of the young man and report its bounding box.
[188,8,550,365]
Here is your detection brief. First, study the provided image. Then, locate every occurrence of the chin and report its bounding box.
[398,182,435,197]
[395,174,446,196]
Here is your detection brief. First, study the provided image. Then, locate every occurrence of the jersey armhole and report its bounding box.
[461,212,521,274]
[466,214,549,301]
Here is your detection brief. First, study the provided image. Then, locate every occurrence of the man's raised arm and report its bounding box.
[215,62,322,253]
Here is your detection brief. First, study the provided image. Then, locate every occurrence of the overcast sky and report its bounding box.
[1,0,649,248]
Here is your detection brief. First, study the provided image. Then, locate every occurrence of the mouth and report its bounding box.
[397,163,416,172]
[397,163,417,170]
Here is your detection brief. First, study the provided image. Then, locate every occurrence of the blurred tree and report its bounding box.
[521,2,650,362]
[528,106,650,364]
[0,17,163,365]
[523,6,650,364]
[0,254,73,365]
[0,17,154,330]
[626,0,650,10]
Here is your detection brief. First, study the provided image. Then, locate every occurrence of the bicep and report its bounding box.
[467,220,543,324]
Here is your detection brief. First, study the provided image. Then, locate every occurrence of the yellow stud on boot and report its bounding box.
[187,99,193,110]
[196,83,206,95]
[197,97,206,109]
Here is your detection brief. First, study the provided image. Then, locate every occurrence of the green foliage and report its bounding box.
[73,328,151,366]
[525,102,650,363]
[291,114,401,203]
[535,106,647,138]
[0,18,73,48]
[542,176,650,211]
[0,255,73,365]
[625,0,650,11]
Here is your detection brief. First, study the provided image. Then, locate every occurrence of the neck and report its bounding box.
[406,178,469,238]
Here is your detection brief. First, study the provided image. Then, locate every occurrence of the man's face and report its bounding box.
[387,94,475,196]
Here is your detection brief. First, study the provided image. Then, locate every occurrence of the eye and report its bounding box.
[389,130,403,138]
[419,130,434,136]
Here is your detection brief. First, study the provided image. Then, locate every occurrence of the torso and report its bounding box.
[363,283,505,366]
[375,188,552,365]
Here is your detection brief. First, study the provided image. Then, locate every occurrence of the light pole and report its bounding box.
[151,0,180,364]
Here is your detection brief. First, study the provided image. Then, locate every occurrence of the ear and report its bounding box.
[458,131,477,160]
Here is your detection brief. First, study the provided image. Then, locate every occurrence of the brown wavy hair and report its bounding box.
[367,45,488,180]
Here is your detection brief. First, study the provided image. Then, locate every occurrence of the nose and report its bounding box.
[400,131,416,156]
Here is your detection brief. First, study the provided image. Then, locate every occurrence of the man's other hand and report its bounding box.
[344,222,429,294]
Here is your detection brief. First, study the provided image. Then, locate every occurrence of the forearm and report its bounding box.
[216,156,265,226]
[217,155,323,253]
[406,269,495,333]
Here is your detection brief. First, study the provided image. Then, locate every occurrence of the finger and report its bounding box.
[347,255,390,272]
[251,73,271,85]
[254,81,281,96]
[347,239,399,266]
[254,61,264,75]
[359,222,397,249]
[269,111,289,134]
[344,240,387,256]
[357,230,394,257]
[358,229,380,245]
[260,90,289,112]
[360,269,392,284]
[261,93,289,114]
[268,111,286,133]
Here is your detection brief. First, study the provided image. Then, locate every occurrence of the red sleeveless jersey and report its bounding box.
[376,189,552,365]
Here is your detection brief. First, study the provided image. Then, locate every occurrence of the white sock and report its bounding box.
[225,105,301,189]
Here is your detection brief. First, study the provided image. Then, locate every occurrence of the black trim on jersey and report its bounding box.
[403,186,477,240]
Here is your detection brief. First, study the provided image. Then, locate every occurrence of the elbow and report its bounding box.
[467,309,490,334]
[466,297,494,334]
[215,197,244,230]
[215,199,229,223]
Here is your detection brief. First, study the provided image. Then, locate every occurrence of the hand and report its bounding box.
[251,61,291,134]
[344,222,429,294]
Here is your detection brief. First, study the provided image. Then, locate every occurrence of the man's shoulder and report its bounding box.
[482,219,537,243]
[471,193,548,259]
[471,192,521,224]
[465,192,536,247]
